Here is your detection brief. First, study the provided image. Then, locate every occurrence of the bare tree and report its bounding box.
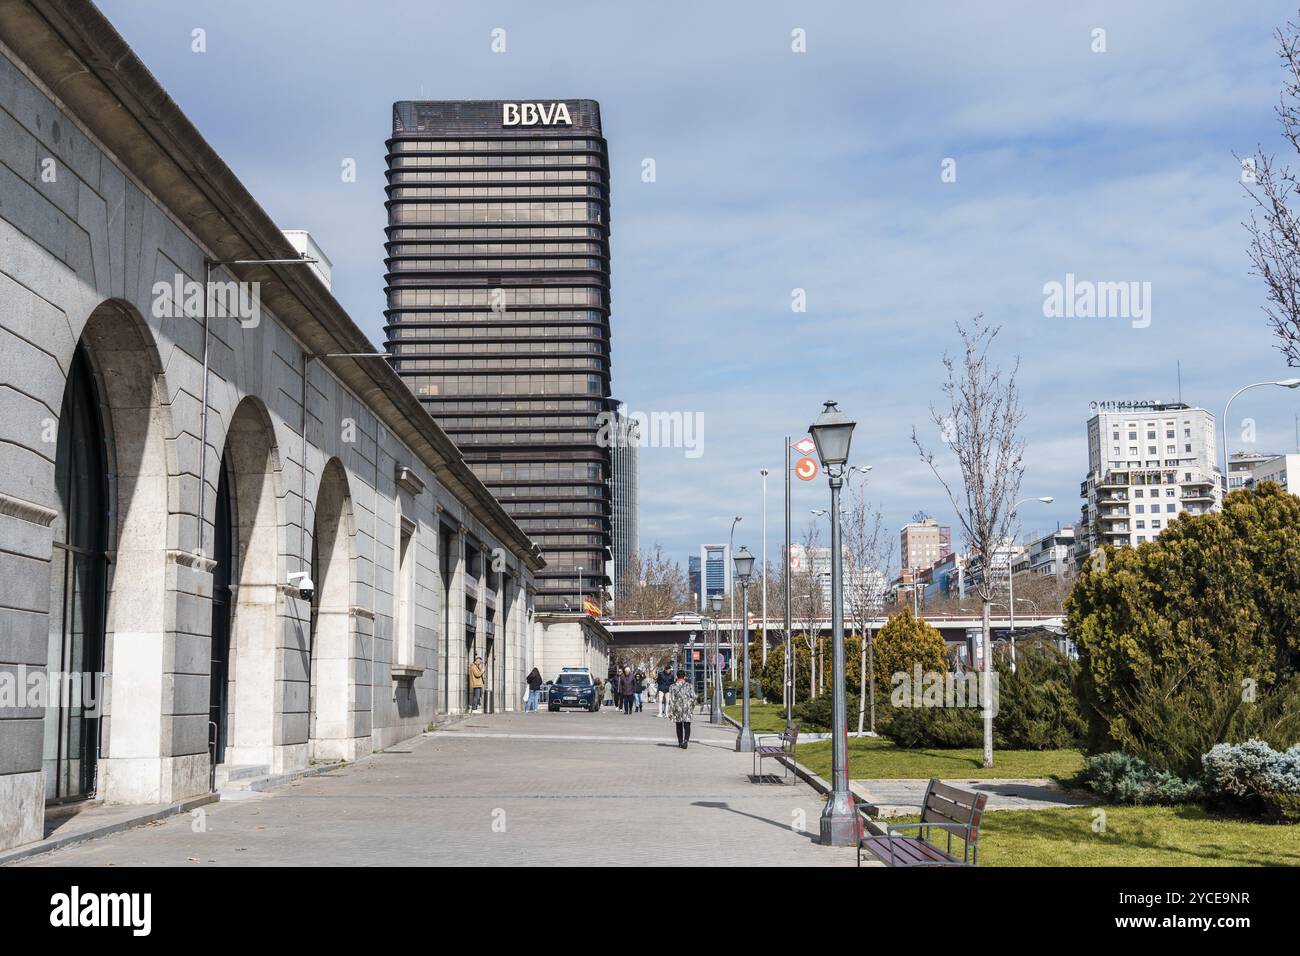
[1245,16,1300,366]
[613,546,693,620]
[843,476,892,735]
[913,315,1025,767]
[792,520,825,700]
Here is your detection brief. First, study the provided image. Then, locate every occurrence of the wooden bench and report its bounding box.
[858,778,988,867]
[752,722,800,784]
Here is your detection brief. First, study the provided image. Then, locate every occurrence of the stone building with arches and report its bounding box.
[0,0,549,852]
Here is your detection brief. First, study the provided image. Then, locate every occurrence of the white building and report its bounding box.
[1078,402,1223,554]
[789,544,885,613]
[1022,527,1076,578]
[1243,453,1300,494]
[0,3,617,854]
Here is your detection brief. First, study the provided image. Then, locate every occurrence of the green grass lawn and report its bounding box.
[877,805,1300,866]
[723,702,802,734]
[795,735,1084,781]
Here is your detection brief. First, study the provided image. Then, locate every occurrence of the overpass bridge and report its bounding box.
[601,614,1066,648]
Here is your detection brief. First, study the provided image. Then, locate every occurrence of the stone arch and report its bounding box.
[49,300,186,805]
[217,395,285,771]
[308,457,361,760]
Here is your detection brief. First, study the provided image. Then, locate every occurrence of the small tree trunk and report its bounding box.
[981,597,993,768]
[857,631,866,735]
[867,629,877,734]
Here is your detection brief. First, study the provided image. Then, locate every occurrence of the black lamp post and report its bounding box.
[733,545,756,751]
[809,400,859,847]
[709,593,724,723]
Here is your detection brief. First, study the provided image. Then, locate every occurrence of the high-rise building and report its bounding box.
[899,517,952,574]
[609,405,639,598]
[1078,402,1222,555]
[698,544,731,612]
[384,100,614,611]
[688,555,702,606]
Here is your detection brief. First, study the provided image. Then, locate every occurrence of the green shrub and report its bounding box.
[993,640,1087,750]
[1202,739,1300,823]
[792,696,835,732]
[884,706,984,748]
[1067,484,1300,777]
[1079,752,1201,805]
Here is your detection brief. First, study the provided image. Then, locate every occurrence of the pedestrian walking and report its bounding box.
[668,669,696,749]
[602,676,614,707]
[656,664,674,717]
[608,661,620,710]
[469,656,485,713]
[617,666,637,715]
[525,666,543,713]
[633,669,646,712]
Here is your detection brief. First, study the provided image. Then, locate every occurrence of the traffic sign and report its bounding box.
[795,457,818,481]
[791,437,817,456]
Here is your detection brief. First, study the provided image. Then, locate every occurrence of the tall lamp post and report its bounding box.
[1007,496,1053,672]
[809,400,858,846]
[760,469,769,668]
[727,515,742,687]
[1222,379,1300,488]
[710,593,724,723]
[733,546,756,751]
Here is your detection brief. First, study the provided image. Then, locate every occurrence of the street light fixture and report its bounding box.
[710,593,724,722]
[1222,379,1300,489]
[733,545,756,752]
[808,400,858,847]
[1007,496,1053,671]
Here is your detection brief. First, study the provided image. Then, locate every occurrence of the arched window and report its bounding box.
[50,344,109,801]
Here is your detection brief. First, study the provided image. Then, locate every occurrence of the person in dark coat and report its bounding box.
[617,666,637,715]
[656,665,675,717]
[525,666,543,713]
[608,661,620,709]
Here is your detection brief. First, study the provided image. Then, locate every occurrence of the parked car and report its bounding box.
[548,671,600,711]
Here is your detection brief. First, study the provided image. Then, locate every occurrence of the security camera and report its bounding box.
[288,571,315,603]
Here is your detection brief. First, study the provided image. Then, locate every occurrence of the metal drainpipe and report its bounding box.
[197,260,213,558]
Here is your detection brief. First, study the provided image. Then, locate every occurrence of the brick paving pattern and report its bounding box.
[17,708,865,867]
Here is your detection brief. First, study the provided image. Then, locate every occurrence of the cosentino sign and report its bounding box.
[502,102,572,126]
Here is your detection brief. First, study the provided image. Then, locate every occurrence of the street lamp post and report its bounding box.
[710,593,724,723]
[733,546,756,752]
[728,515,742,689]
[809,400,858,846]
[1007,496,1053,672]
[760,469,769,669]
[1222,379,1300,489]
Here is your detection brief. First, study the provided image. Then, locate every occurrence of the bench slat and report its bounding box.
[930,780,981,808]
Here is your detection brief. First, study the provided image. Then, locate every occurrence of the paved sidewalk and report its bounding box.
[15,708,864,867]
[857,778,1096,817]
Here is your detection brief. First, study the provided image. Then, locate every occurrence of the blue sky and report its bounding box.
[99,0,1300,573]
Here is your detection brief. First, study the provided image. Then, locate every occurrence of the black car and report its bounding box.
[548,672,600,711]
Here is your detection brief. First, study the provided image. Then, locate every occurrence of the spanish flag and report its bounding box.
[582,597,602,617]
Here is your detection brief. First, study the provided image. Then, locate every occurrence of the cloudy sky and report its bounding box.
[99,0,1300,573]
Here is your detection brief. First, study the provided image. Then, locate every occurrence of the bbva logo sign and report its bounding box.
[502,102,572,126]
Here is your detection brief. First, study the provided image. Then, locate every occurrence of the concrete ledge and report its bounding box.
[723,712,885,836]
[0,793,219,866]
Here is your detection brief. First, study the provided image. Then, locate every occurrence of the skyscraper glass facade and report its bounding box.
[385,100,613,611]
